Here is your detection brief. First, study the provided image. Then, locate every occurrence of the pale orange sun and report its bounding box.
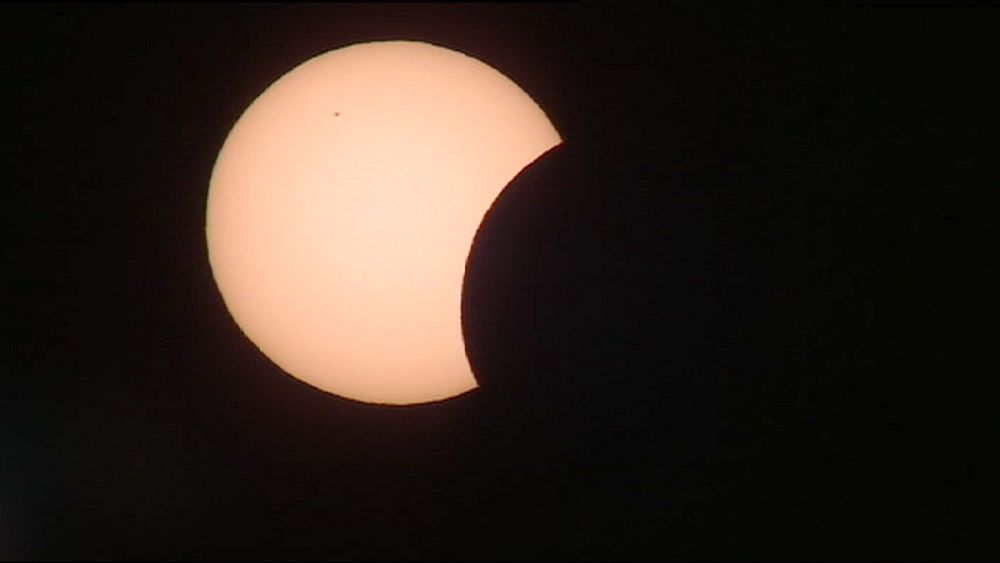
[206,40,562,405]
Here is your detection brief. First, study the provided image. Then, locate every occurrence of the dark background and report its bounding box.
[3,2,993,560]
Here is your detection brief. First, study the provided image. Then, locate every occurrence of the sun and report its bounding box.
[206,41,561,405]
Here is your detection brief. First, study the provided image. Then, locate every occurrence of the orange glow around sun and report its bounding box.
[206,41,561,405]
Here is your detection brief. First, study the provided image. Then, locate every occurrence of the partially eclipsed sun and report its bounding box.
[207,41,562,405]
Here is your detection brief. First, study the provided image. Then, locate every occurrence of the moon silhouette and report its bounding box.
[206,40,562,405]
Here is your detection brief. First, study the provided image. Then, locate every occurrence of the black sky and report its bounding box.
[4,3,994,560]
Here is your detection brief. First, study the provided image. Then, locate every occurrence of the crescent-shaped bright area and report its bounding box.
[207,41,562,405]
